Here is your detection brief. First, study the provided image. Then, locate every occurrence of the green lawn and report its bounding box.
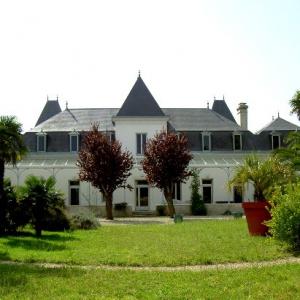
[0,219,291,266]
[0,263,300,299]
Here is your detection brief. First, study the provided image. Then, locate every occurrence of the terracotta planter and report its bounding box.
[242,201,271,236]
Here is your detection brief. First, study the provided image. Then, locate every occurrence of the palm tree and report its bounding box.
[0,116,27,234]
[273,131,300,171]
[228,155,295,201]
[290,90,300,120]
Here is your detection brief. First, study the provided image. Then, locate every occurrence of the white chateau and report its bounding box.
[5,75,300,215]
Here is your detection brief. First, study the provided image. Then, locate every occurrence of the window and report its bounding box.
[136,133,147,155]
[69,133,79,152]
[36,133,46,152]
[172,182,181,200]
[233,186,243,203]
[233,134,242,150]
[271,134,281,150]
[69,180,80,205]
[202,133,211,151]
[202,179,213,203]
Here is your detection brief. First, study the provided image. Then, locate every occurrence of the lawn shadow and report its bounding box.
[0,251,10,261]
[4,237,67,251]
[12,231,78,242]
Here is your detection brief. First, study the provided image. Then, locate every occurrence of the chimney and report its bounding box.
[237,102,248,130]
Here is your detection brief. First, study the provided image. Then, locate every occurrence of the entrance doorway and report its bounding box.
[136,180,149,210]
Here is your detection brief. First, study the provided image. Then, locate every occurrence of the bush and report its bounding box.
[156,205,166,216]
[114,202,127,211]
[40,208,70,231]
[18,175,68,237]
[190,170,207,215]
[70,209,99,230]
[2,179,28,233]
[267,182,300,251]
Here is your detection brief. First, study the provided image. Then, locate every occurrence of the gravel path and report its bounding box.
[1,257,300,272]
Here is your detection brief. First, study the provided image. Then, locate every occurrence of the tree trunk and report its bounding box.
[0,159,5,235]
[104,192,113,220]
[164,189,176,217]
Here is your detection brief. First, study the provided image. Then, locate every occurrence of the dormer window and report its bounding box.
[69,132,79,152]
[137,133,147,155]
[36,132,47,152]
[202,132,211,151]
[271,133,281,150]
[233,133,242,151]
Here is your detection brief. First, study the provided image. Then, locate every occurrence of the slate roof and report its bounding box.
[31,107,243,132]
[35,100,62,126]
[212,99,236,123]
[116,76,165,117]
[256,117,300,134]
[31,108,119,132]
[162,108,242,131]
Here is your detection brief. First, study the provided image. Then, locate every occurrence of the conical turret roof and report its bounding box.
[117,75,165,117]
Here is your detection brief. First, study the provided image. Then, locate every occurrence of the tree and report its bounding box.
[78,125,133,220]
[290,90,300,120]
[142,130,192,217]
[0,116,27,235]
[228,155,295,201]
[19,175,67,237]
[273,131,300,170]
[190,169,206,215]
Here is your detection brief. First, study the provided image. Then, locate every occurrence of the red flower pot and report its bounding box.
[242,201,271,236]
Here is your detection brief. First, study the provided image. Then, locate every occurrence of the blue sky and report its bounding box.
[0,0,299,132]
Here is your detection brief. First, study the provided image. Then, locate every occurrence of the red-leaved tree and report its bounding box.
[142,130,192,217]
[78,124,133,220]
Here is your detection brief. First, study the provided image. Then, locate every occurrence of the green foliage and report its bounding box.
[0,116,27,234]
[274,131,300,170]
[156,205,166,216]
[19,175,68,236]
[190,169,206,215]
[114,202,127,211]
[70,209,99,230]
[268,182,300,251]
[228,154,295,200]
[290,90,300,120]
[2,179,28,233]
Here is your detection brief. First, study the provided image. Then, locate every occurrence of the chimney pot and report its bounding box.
[237,102,248,130]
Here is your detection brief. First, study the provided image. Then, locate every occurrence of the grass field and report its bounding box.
[0,219,291,266]
[0,263,300,299]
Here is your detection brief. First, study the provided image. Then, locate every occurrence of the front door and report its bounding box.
[136,182,149,210]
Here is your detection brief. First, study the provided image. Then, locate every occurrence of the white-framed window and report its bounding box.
[271,133,281,150]
[172,182,181,200]
[202,179,213,203]
[233,133,242,151]
[69,132,79,152]
[69,180,80,205]
[202,132,211,151]
[136,133,147,155]
[36,132,47,152]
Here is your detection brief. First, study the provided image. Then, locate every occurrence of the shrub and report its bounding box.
[40,208,70,231]
[267,182,300,251]
[190,169,207,215]
[114,202,127,211]
[70,209,99,230]
[156,205,166,216]
[19,175,68,237]
[2,179,28,233]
